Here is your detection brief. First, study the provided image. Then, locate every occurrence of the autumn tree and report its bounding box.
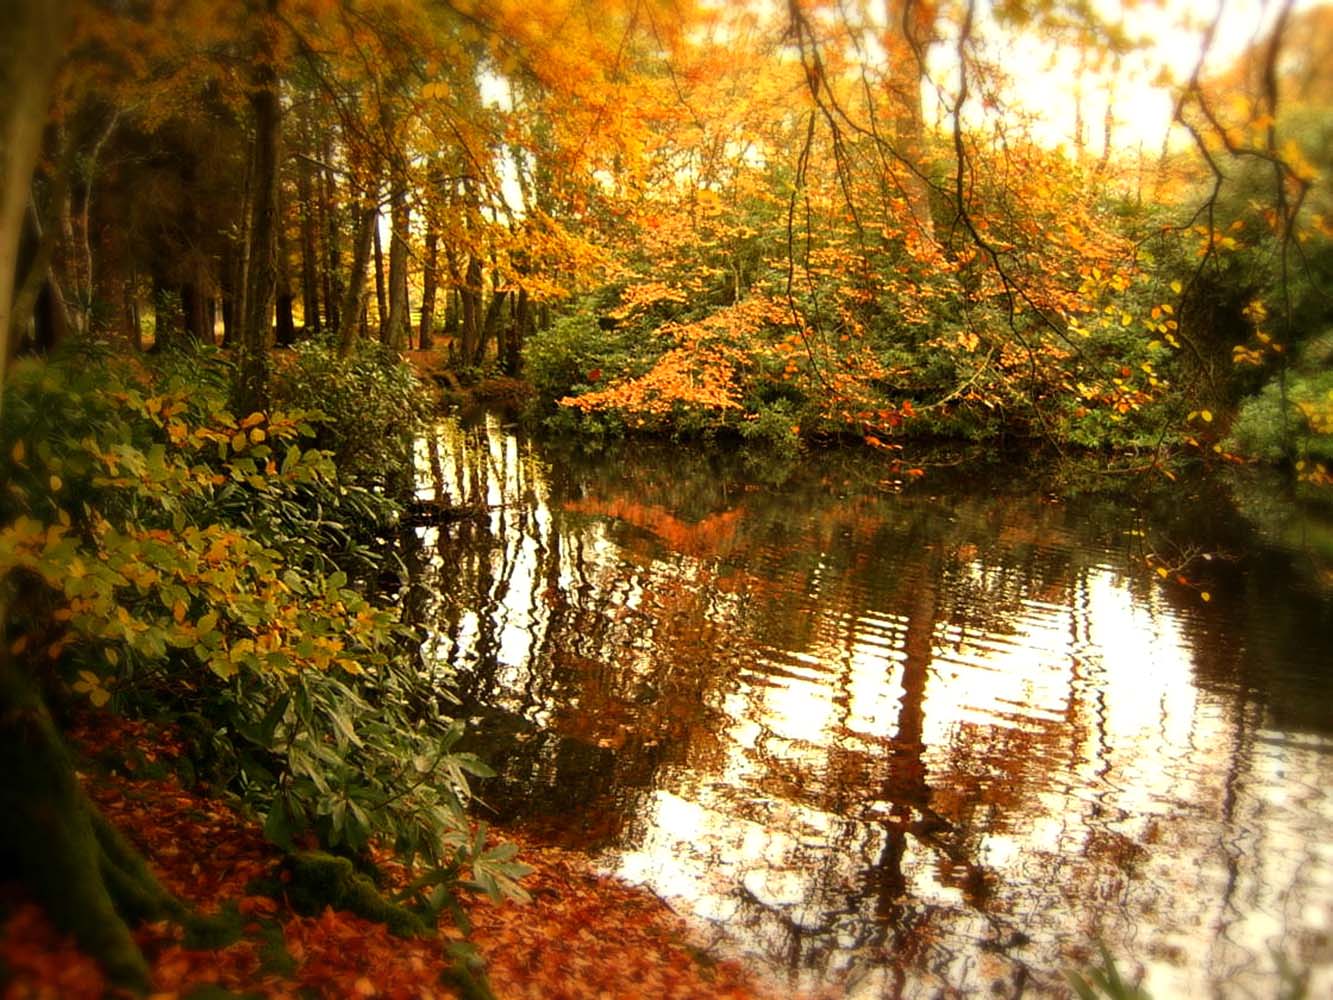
[1172,0,1333,469]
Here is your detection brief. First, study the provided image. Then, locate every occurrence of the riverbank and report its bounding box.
[1,714,817,1000]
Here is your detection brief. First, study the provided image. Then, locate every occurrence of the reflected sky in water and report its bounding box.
[411,415,1333,997]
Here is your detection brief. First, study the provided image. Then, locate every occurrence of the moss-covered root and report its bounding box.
[442,941,500,1000]
[90,805,187,925]
[0,661,150,991]
[279,851,428,937]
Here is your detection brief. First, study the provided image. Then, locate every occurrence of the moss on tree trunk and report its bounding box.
[277,851,427,937]
[0,658,179,992]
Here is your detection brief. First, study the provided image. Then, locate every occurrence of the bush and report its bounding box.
[522,308,656,409]
[738,399,803,458]
[271,338,431,487]
[0,349,526,903]
[1227,332,1333,464]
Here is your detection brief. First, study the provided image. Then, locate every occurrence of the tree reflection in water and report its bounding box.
[408,414,1333,998]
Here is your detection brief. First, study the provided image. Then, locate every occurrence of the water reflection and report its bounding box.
[411,415,1333,997]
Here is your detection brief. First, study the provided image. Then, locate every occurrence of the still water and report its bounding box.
[410,414,1333,998]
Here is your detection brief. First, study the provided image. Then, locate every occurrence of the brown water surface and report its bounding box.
[411,414,1333,998]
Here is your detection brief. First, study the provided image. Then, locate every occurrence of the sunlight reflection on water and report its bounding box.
[413,414,1333,998]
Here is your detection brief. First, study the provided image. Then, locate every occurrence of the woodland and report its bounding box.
[1,0,1331,996]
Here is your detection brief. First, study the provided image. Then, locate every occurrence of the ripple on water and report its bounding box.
[417,417,1333,998]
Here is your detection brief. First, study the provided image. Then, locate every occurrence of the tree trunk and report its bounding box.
[337,190,378,357]
[122,270,143,352]
[152,274,178,347]
[481,287,507,366]
[459,255,483,365]
[274,292,296,347]
[230,132,255,353]
[68,110,121,337]
[0,658,169,991]
[384,178,410,351]
[275,177,296,347]
[418,224,438,350]
[10,159,70,353]
[181,279,210,342]
[32,270,70,354]
[445,288,460,337]
[503,286,530,376]
[219,243,237,349]
[320,133,341,334]
[57,124,81,333]
[0,0,71,410]
[296,125,320,334]
[372,216,386,341]
[235,0,282,415]
[883,0,935,243]
[220,301,235,347]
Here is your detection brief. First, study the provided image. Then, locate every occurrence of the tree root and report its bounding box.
[0,661,159,990]
[0,657,467,993]
[0,659,220,992]
[272,851,428,937]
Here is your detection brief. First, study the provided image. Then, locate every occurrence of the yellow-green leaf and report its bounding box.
[208,654,238,679]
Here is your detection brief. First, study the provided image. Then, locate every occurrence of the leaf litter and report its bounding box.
[1,715,828,1000]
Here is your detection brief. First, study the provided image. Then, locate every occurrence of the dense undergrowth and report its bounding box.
[516,115,1333,485]
[1,713,786,1000]
[0,340,526,989]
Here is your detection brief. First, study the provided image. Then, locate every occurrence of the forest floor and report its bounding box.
[1,715,818,1000]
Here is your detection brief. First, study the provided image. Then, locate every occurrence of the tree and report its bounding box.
[384,172,411,350]
[0,651,179,990]
[882,0,937,238]
[235,0,283,414]
[338,184,379,357]
[0,0,73,408]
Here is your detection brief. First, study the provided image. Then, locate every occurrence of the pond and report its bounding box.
[409,414,1333,998]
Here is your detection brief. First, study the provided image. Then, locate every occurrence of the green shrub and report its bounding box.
[0,350,525,902]
[271,338,430,487]
[1227,333,1333,464]
[1228,381,1292,462]
[738,399,803,458]
[522,308,656,408]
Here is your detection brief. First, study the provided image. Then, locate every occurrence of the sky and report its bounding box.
[471,0,1319,213]
[987,0,1315,154]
